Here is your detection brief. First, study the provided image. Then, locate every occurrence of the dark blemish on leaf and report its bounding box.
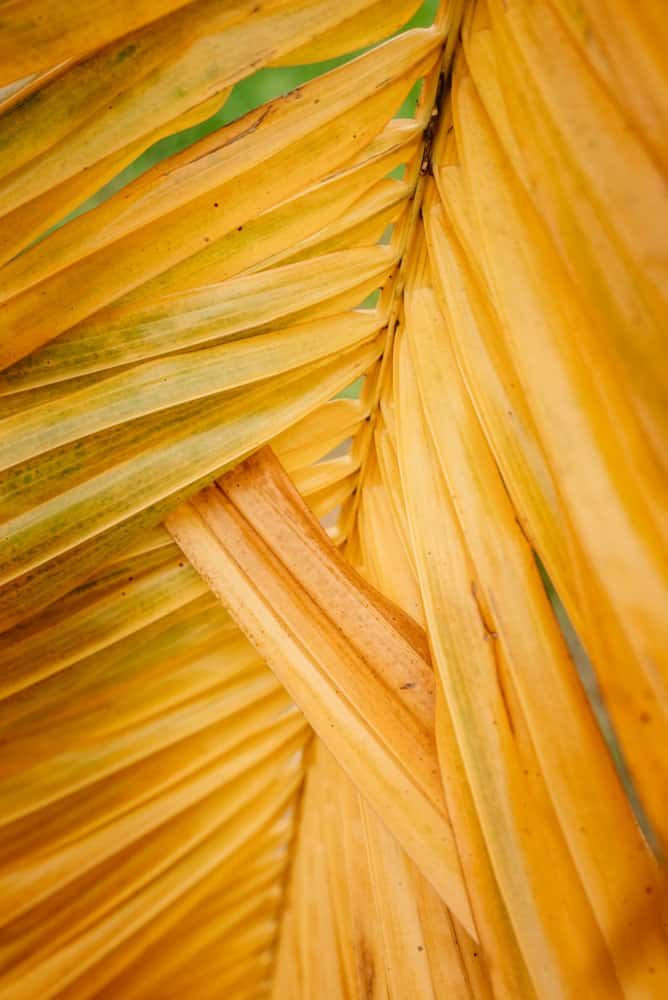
[116,44,137,63]
[358,940,375,999]
[400,682,416,690]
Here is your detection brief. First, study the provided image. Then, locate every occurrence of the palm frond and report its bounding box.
[1,0,667,996]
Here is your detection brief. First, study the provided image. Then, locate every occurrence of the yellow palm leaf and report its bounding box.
[1,1,666,996]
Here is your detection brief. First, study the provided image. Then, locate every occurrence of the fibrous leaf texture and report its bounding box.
[0,0,666,997]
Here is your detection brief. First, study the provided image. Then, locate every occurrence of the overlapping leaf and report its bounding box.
[166,448,474,934]
[0,0,424,264]
[2,1,666,997]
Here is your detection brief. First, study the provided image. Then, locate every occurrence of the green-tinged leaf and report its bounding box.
[0,27,442,367]
[0,338,382,629]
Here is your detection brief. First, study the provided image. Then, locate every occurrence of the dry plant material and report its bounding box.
[1,0,667,995]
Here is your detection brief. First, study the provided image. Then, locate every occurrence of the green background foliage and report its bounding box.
[59,1,439,226]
